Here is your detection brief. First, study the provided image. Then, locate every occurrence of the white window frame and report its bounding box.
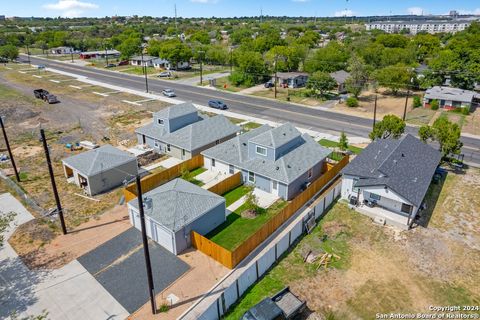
[272,180,278,190]
[182,149,185,156]
[154,141,159,148]
[248,171,255,183]
[255,146,267,156]
[369,193,381,201]
[212,159,216,167]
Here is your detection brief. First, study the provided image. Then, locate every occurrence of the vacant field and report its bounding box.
[405,107,437,126]
[252,87,328,106]
[226,169,480,319]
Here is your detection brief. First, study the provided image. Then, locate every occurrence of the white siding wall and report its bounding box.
[204,157,238,175]
[341,175,355,200]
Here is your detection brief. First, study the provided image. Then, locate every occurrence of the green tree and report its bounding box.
[369,115,406,140]
[117,37,141,59]
[346,96,359,108]
[338,131,349,151]
[304,42,349,73]
[0,45,19,61]
[189,30,210,45]
[345,54,369,98]
[419,117,462,156]
[412,95,422,108]
[229,50,267,86]
[375,34,408,48]
[373,64,413,95]
[244,186,259,214]
[430,99,439,110]
[306,71,336,97]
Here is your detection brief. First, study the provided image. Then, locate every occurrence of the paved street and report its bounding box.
[21,55,480,166]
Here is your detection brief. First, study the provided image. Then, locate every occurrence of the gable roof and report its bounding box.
[62,144,137,177]
[424,86,478,103]
[128,178,225,232]
[202,123,331,184]
[154,102,198,120]
[329,70,350,84]
[249,123,301,149]
[161,115,240,151]
[130,55,157,61]
[342,134,441,207]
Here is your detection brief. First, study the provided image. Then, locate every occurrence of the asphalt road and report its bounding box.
[22,55,480,166]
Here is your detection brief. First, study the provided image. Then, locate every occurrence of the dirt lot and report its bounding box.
[226,168,480,319]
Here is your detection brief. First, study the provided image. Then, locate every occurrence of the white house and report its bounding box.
[341,134,441,229]
[423,86,480,110]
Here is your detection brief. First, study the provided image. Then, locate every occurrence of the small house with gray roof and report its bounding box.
[135,102,240,160]
[127,178,226,254]
[62,144,138,196]
[341,134,441,229]
[329,70,350,93]
[423,86,480,110]
[201,123,331,200]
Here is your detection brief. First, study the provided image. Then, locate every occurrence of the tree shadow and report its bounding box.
[414,171,447,228]
[0,255,49,318]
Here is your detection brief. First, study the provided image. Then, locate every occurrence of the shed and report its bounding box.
[127,179,226,255]
[62,144,138,196]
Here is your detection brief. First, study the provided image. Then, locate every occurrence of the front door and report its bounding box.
[271,180,279,196]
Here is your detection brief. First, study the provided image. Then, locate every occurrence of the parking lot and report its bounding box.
[78,228,190,313]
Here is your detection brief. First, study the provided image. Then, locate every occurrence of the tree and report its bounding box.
[373,64,413,95]
[304,42,349,73]
[306,71,336,98]
[430,99,439,110]
[0,45,19,61]
[369,115,406,140]
[229,50,267,86]
[116,37,141,59]
[412,95,422,108]
[156,39,193,69]
[345,54,369,98]
[338,132,349,151]
[419,117,462,156]
[243,186,259,214]
[346,97,359,107]
[189,30,210,45]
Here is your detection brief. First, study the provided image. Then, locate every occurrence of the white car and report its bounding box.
[158,71,172,78]
[162,88,176,97]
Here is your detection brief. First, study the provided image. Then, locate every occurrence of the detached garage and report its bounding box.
[127,178,226,255]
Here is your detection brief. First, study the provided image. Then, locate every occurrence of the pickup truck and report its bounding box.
[241,287,306,320]
[34,89,58,104]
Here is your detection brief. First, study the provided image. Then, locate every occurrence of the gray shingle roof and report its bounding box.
[329,70,350,84]
[62,144,137,177]
[342,134,441,207]
[161,115,240,151]
[424,86,478,103]
[153,102,198,120]
[202,123,331,184]
[249,123,301,148]
[130,55,157,61]
[128,178,225,232]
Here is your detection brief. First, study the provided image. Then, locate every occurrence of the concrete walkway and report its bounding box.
[253,188,280,208]
[226,196,246,213]
[197,171,231,189]
[0,193,129,320]
[157,157,183,169]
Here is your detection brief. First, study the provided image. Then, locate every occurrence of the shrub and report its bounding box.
[430,99,439,110]
[346,97,359,108]
[461,107,470,115]
[412,95,422,108]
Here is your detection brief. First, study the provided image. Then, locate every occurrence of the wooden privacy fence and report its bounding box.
[123,154,204,202]
[192,155,349,269]
[208,172,242,195]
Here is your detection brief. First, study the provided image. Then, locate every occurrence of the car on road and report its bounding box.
[208,100,228,110]
[33,89,59,104]
[264,81,274,88]
[158,71,172,78]
[104,63,116,68]
[162,88,176,97]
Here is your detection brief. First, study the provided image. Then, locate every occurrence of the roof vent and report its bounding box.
[283,133,286,136]
[401,153,405,157]
[276,166,279,170]
[242,142,247,146]
[287,165,291,168]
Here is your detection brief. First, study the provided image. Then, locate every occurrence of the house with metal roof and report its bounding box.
[62,144,138,196]
[135,102,240,160]
[201,123,331,200]
[423,86,480,110]
[127,178,226,254]
[130,55,157,67]
[341,134,441,229]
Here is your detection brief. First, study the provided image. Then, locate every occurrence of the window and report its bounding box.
[256,146,267,156]
[154,141,159,148]
[401,203,413,214]
[182,149,185,156]
[167,144,171,152]
[307,168,313,179]
[212,159,216,167]
[369,193,381,201]
[248,171,255,183]
[352,178,360,193]
[272,180,278,190]
[229,165,234,174]
[157,119,164,125]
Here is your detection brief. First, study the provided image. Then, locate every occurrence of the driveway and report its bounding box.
[78,227,190,313]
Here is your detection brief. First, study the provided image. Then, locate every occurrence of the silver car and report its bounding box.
[162,88,176,97]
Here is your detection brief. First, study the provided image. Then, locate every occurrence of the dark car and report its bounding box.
[104,63,116,68]
[264,81,274,88]
[118,60,129,66]
[208,100,228,110]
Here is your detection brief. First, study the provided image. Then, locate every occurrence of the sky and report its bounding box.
[3,0,480,18]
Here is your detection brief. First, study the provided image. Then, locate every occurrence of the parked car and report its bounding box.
[118,60,129,66]
[158,71,172,78]
[264,81,274,88]
[162,88,176,97]
[208,100,227,110]
[241,287,305,320]
[104,63,116,68]
[33,89,58,104]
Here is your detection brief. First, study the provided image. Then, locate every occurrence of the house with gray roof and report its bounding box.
[423,86,480,110]
[329,70,350,93]
[62,144,138,196]
[127,178,226,254]
[135,102,240,160]
[341,134,441,229]
[273,72,309,88]
[201,123,331,200]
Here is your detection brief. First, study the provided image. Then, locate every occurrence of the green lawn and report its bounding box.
[190,167,207,177]
[242,122,262,132]
[207,200,288,251]
[223,185,250,207]
[318,139,363,155]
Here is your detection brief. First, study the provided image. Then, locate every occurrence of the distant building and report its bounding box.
[330,70,350,93]
[130,55,156,67]
[79,49,120,60]
[273,72,309,88]
[423,86,480,110]
[365,18,474,34]
[51,47,75,55]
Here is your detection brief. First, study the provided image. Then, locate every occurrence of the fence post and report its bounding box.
[255,260,259,279]
[275,242,278,259]
[236,279,240,299]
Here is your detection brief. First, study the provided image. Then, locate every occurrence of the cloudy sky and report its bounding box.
[4,0,480,18]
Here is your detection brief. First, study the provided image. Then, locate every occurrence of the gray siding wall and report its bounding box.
[164,144,192,160]
[247,141,275,161]
[286,160,323,200]
[274,136,302,160]
[152,115,169,133]
[173,202,226,255]
[242,169,271,193]
[168,112,198,133]
[87,159,138,196]
[278,182,288,199]
[137,133,156,149]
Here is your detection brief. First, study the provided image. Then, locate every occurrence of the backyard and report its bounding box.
[318,139,363,161]
[224,168,480,319]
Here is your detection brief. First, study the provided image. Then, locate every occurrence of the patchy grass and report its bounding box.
[0,82,42,107]
[212,77,246,92]
[242,122,262,132]
[227,117,245,124]
[405,108,436,126]
[318,139,363,155]
[207,200,288,251]
[439,111,465,128]
[223,185,250,207]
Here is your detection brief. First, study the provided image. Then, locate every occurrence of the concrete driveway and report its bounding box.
[0,193,129,320]
[78,227,190,313]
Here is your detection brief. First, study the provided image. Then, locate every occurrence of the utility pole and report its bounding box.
[174,4,178,37]
[140,46,149,93]
[40,129,67,235]
[402,89,410,121]
[105,45,109,66]
[0,116,20,182]
[199,51,204,85]
[373,94,377,130]
[70,51,74,63]
[26,44,31,65]
[135,175,157,315]
[274,54,278,99]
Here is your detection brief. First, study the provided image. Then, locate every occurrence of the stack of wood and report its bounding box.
[315,253,341,270]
